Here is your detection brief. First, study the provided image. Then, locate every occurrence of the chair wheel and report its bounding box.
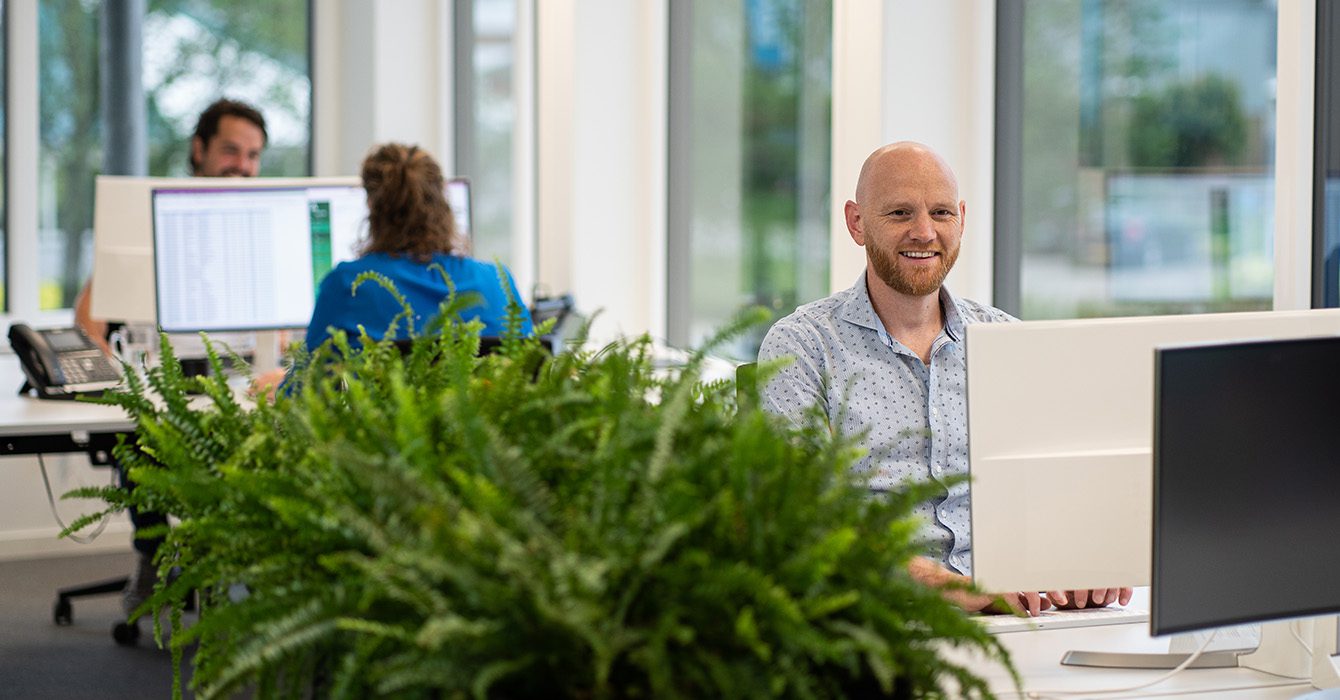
[53,598,72,626]
[112,621,140,646]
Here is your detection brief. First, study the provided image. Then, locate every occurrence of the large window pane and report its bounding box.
[1006,0,1276,319]
[668,0,831,359]
[455,0,520,268]
[39,0,101,311]
[1318,1,1340,307]
[38,0,310,311]
[144,0,311,177]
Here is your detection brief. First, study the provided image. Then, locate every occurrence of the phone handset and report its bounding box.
[7,323,122,399]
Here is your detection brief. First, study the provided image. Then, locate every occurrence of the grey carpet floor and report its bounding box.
[0,551,188,699]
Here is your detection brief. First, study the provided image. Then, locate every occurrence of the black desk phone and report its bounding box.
[8,324,122,399]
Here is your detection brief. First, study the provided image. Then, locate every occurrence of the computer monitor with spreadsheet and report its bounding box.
[95,176,471,327]
[967,308,1340,594]
[151,178,473,333]
[152,184,368,332]
[1152,336,1340,687]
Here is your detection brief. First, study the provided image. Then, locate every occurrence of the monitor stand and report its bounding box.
[1313,615,1340,688]
[1063,615,1340,689]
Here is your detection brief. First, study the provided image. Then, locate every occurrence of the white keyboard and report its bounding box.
[977,606,1149,634]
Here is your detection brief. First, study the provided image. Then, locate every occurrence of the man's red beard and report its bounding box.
[868,242,959,296]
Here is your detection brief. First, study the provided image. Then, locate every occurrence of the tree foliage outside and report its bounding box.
[1127,75,1248,169]
[71,274,1016,699]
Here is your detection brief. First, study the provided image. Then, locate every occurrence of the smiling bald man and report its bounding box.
[757,141,1133,618]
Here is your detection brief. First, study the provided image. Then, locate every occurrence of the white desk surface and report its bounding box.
[960,621,1316,699]
[954,590,1319,699]
[0,356,134,437]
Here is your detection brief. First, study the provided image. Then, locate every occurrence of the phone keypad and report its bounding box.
[59,353,121,384]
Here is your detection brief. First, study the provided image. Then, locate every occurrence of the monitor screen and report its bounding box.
[967,309,1340,593]
[1152,336,1340,636]
[446,177,471,242]
[152,185,368,333]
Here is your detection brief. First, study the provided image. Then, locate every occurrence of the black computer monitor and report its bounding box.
[1153,335,1340,637]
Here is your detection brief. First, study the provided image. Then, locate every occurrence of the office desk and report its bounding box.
[956,620,1317,699]
[0,356,134,463]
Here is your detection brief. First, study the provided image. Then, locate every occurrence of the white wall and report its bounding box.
[313,0,454,177]
[537,0,667,341]
[0,450,133,561]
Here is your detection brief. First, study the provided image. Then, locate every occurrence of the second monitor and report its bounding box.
[150,178,472,334]
[966,308,1340,593]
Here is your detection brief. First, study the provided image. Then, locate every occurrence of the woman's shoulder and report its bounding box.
[432,253,510,278]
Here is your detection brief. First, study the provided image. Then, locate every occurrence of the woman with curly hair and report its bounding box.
[305,143,531,351]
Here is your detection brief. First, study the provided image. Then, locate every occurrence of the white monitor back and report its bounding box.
[90,175,360,323]
[967,308,1340,592]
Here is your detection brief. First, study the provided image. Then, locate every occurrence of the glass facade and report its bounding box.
[37,0,311,310]
[1002,0,1277,319]
[669,0,831,358]
[456,0,522,268]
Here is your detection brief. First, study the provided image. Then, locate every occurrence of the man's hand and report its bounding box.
[905,558,1133,618]
[1048,588,1134,610]
[249,367,287,402]
[74,277,112,356]
[907,557,1054,617]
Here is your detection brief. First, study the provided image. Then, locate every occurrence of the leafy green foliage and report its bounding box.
[1128,74,1248,168]
[73,281,1014,699]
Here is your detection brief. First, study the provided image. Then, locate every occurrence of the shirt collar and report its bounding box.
[840,270,967,343]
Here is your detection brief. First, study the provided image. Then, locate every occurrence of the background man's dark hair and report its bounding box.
[190,98,268,173]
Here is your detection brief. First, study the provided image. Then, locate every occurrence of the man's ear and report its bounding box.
[960,200,967,234]
[190,136,205,169]
[845,200,865,246]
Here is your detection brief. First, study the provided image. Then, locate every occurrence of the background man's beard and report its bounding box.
[868,244,960,296]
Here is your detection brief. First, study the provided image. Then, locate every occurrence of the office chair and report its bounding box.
[735,361,758,408]
[391,334,558,358]
[54,576,141,644]
[48,438,149,645]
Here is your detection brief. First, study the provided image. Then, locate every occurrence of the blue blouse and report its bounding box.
[304,252,532,352]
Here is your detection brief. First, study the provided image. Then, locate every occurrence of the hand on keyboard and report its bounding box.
[986,587,1134,617]
[1050,588,1134,610]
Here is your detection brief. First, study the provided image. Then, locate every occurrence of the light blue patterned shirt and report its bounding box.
[757,272,1015,575]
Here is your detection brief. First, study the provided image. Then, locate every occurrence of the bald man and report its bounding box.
[758,142,1132,617]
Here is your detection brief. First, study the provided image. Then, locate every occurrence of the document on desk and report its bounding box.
[977,606,1149,634]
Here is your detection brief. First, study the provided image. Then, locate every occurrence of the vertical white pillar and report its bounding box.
[7,1,41,319]
[311,0,449,177]
[1273,0,1317,311]
[535,1,666,340]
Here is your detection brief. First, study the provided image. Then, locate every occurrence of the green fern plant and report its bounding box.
[69,270,1016,699]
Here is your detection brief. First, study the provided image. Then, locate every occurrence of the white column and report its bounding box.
[536,1,668,341]
[509,0,538,308]
[829,0,886,293]
[7,1,41,320]
[312,0,451,177]
[1273,0,1317,311]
